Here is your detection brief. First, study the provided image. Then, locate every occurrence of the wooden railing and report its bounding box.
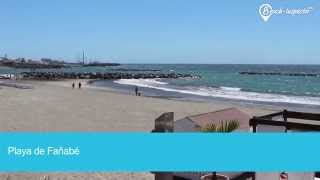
[250,110,320,132]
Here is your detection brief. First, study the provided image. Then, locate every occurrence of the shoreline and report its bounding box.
[2,78,318,114]
[0,79,275,131]
[89,79,320,113]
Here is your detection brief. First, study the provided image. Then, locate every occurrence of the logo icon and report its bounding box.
[259,4,273,22]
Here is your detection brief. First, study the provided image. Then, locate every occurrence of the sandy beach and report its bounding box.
[0,79,275,180]
[0,79,274,131]
[0,173,154,180]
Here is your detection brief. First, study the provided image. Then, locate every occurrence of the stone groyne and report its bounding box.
[239,72,320,77]
[20,72,200,80]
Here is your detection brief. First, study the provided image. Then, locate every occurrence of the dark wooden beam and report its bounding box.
[286,111,320,121]
[259,111,283,119]
[250,118,320,131]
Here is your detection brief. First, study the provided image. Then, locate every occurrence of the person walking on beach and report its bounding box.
[78,82,82,89]
[72,82,75,89]
[135,86,138,96]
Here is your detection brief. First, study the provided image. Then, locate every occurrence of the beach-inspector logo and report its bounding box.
[259,4,273,22]
[259,3,313,22]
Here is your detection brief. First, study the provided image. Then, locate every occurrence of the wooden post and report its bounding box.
[250,117,257,133]
[154,172,173,180]
[152,112,174,132]
[283,109,288,132]
[152,113,174,180]
[211,172,217,180]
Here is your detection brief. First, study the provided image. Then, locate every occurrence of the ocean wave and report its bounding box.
[0,74,14,78]
[114,79,320,106]
[115,79,168,87]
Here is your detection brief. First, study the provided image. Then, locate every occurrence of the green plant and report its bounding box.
[201,120,239,132]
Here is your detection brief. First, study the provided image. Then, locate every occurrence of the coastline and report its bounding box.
[90,79,320,113]
[0,79,275,131]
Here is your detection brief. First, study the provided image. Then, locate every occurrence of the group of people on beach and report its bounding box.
[72,82,82,89]
[71,82,141,96]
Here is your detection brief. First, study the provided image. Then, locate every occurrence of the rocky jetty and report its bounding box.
[239,72,320,77]
[20,72,200,80]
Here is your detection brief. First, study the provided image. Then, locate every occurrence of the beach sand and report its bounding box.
[0,79,275,179]
[0,173,154,180]
[0,80,274,131]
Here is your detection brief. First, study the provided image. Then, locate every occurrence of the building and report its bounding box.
[174,108,251,132]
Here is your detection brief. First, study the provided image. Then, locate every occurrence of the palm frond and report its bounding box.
[201,123,217,132]
[201,120,239,133]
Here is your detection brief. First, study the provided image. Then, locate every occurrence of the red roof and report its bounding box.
[186,108,252,131]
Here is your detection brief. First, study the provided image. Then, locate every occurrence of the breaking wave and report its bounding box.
[114,79,320,106]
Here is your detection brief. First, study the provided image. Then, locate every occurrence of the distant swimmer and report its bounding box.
[135,86,138,96]
[78,82,82,89]
[72,82,75,89]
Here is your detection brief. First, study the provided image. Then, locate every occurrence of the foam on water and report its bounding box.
[220,86,241,91]
[114,79,320,106]
[115,79,168,87]
[0,74,14,78]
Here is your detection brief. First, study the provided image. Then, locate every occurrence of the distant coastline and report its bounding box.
[1,64,320,109]
[0,56,121,69]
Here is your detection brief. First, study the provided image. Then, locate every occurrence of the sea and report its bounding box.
[1,64,320,111]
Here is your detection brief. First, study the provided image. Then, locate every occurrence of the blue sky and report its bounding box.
[0,0,319,64]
